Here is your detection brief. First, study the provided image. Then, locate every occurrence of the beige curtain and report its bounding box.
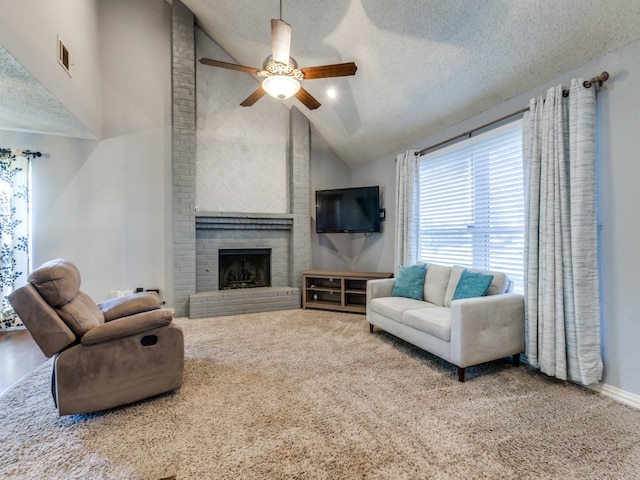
[394,150,419,273]
[523,80,603,385]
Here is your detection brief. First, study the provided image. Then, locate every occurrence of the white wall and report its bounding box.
[595,40,640,398]
[0,0,102,137]
[308,133,395,275]
[0,0,173,304]
[353,39,640,398]
[309,128,396,274]
[351,158,395,274]
[309,127,353,270]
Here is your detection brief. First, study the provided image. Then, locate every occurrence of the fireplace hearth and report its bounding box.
[219,248,271,290]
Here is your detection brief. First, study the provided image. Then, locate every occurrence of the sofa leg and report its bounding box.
[369,323,374,333]
[457,367,465,382]
[513,354,520,367]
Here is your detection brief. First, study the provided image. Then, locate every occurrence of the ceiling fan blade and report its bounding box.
[199,58,261,75]
[294,87,321,110]
[240,87,267,107]
[300,62,358,80]
[271,19,292,64]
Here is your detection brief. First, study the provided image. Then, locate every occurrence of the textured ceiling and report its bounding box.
[0,47,95,139]
[2,1,640,166]
[185,0,640,167]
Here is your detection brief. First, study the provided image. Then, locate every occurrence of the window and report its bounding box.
[417,120,524,293]
[1,148,30,329]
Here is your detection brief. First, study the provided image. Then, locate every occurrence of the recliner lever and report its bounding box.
[140,335,158,346]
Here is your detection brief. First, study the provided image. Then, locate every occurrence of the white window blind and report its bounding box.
[418,120,524,293]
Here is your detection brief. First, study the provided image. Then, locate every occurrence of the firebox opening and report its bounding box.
[219,248,271,290]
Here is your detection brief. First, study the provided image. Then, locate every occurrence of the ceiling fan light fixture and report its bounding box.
[262,75,300,100]
[198,4,356,110]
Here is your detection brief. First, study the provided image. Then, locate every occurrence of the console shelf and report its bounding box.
[302,269,393,314]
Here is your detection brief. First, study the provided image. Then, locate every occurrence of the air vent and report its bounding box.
[57,36,71,77]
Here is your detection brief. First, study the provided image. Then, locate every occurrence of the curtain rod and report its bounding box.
[415,71,609,157]
[22,150,42,159]
[0,148,42,158]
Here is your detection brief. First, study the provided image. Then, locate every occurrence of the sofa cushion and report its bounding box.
[401,307,451,341]
[423,263,451,306]
[371,296,436,321]
[444,265,510,307]
[452,269,493,301]
[391,264,427,300]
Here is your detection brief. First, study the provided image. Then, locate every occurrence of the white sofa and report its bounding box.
[366,263,525,381]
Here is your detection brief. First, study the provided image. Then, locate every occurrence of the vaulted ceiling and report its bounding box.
[2,1,640,168]
[185,0,640,167]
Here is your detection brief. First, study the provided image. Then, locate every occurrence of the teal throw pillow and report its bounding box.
[452,269,494,301]
[391,263,427,300]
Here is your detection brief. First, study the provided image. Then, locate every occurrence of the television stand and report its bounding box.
[302,269,393,314]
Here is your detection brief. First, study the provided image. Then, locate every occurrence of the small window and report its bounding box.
[418,120,524,293]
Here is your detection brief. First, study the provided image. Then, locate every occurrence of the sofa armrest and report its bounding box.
[367,278,395,300]
[97,291,162,322]
[449,293,525,368]
[366,278,396,321]
[81,309,173,345]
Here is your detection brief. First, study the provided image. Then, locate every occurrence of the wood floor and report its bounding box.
[0,329,47,396]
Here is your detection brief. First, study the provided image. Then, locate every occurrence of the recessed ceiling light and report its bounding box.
[327,88,337,99]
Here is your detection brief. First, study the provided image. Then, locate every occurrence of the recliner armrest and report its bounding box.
[98,292,162,322]
[81,309,173,345]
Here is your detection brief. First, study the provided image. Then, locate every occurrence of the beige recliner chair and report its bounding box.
[8,259,184,416]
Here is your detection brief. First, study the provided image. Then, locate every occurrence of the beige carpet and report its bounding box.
[1,309,639,479]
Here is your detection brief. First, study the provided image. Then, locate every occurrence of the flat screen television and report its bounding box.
[315,186,381,233]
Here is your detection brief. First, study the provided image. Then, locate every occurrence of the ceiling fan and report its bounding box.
[198,2,357,110]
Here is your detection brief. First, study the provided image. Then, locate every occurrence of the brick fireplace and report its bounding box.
[171,2,311,317]
[189,213,302,318]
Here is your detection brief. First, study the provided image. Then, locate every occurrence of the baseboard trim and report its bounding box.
[587,383,640,410]
[519,355,640,410]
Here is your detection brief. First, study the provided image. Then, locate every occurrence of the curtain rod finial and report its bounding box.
[584,71,609,89]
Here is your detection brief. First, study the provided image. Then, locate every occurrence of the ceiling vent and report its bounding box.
[57,36,71,77]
